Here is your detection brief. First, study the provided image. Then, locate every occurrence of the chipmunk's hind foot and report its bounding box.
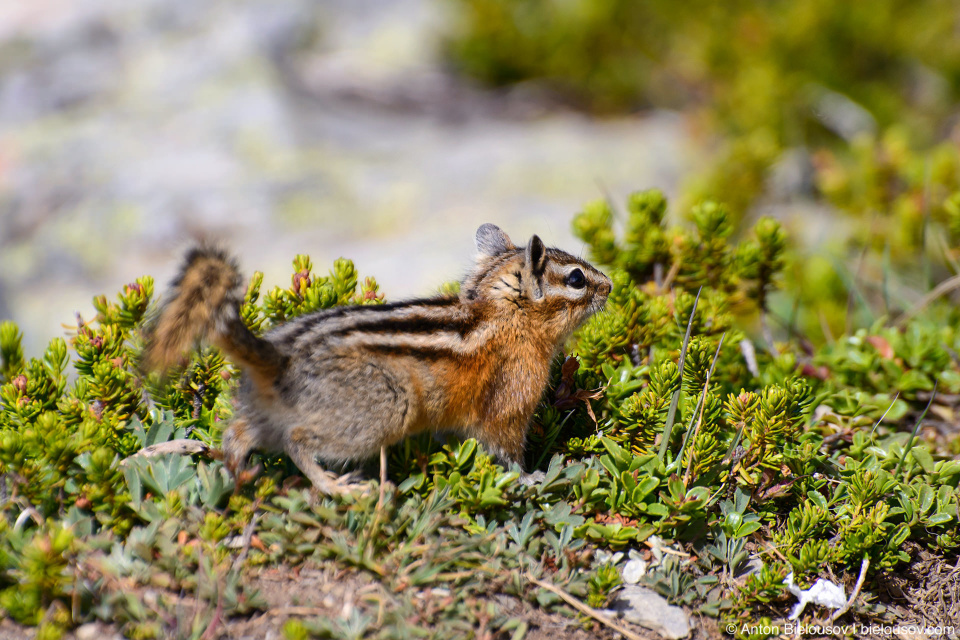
[287,446,368,496]
[284,429,369,496]
[312,469,368,498]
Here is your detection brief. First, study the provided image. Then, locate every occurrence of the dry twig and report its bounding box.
[232,512,259,571]
[123,439,209,461]
[266,606,327,617]
[829,556,870,623]
[896,274,960,327]
[378,445,388,511]
[525,573,644,640]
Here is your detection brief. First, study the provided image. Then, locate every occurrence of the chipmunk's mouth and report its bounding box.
[588,293,609,315]
[591,281,611,313]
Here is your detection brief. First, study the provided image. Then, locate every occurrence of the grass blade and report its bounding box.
[882,240,892,316]
[658,286,702,462]
[895,274,960,327]
[869,391,900,438]
[893,380,937,481]
[680,333,726,482]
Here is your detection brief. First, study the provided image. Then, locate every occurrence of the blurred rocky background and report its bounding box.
[0,0,688,354]
[3,0,959,354]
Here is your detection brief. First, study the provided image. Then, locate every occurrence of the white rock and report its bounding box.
[75,624,100,640]
[609,585,692,639]
[621,558,648,584]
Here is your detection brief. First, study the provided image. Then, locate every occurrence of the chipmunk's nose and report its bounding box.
[598,276,612,297]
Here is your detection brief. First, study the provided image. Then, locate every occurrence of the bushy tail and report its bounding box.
[143,247,286,382]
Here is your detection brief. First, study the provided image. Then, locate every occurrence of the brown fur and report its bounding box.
[143,247,286,387]
[144,226,611,493]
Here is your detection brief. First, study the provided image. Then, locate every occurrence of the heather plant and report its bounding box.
[1,191,960,637]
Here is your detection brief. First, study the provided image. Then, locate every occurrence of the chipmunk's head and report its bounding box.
[463,224,612,339]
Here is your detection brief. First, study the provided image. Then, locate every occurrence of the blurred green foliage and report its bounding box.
[443,0,960,236]
[446,0,960,124]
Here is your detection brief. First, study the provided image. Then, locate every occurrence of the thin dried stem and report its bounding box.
[525,573,644,640]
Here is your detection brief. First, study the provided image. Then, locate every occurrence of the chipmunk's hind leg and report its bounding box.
[290,358,410,460]
[281,358,409,495]
[285,427,366,496]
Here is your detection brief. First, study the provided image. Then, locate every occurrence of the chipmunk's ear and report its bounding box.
[524,235,547,276]
[475,223,515,257]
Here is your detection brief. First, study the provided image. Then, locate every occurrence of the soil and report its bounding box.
[1,547,957,639]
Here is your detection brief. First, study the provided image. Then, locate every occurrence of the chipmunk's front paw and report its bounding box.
[224,456,262,494]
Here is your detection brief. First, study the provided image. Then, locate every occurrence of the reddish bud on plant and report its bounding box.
[801,363,829,380]
[292,270,311,297]
[866,335,894,360]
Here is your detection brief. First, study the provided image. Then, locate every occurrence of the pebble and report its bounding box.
[608,585,692,640]
[621,558,648,583]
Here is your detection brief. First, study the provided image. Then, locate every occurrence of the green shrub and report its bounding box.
[2,192,959,632]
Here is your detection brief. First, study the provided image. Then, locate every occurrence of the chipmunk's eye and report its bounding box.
[565,268,585,289]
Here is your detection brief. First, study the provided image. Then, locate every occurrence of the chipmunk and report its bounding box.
[143,224,611,494]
